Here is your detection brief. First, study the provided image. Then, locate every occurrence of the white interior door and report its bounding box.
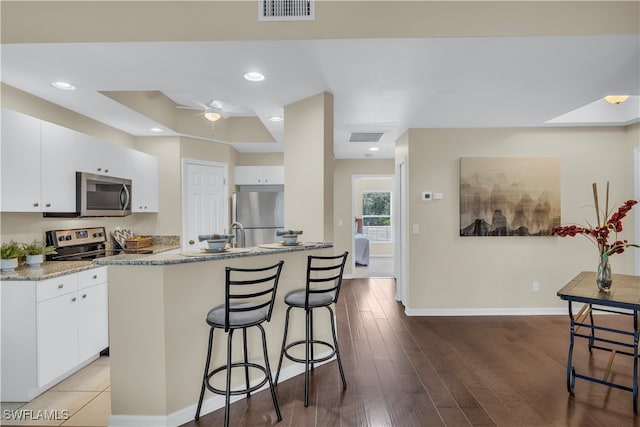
[182,159,228,252]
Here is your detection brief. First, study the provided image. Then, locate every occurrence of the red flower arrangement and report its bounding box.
[552,182,639,259]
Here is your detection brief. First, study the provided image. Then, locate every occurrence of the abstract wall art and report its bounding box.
[459,157,561,236]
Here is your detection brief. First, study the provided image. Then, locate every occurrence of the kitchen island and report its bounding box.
[94,242,335,427]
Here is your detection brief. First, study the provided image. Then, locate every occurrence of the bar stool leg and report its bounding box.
[304,308,311,407]
[309,310,315,371]
[258,324,283,421]
[224,329,234,427]
[275,306,292,385]
[243,328,250,398]
[195,327,215,420]
[327,306,347,389]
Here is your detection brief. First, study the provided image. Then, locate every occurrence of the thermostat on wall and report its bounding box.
[422,192,432,201]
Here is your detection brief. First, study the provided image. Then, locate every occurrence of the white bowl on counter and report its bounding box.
[281,235,298,245]
[206,239,227,250]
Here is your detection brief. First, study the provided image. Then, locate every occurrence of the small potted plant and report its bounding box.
[1,240,25,272]
[22,239,57,267]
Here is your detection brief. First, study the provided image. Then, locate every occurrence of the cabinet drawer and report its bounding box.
[78,267,107,290]
[36,275,79,302]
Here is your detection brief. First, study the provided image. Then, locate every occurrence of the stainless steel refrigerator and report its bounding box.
[232,191,284,247]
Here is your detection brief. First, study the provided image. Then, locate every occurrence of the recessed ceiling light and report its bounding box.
[369,147,380,151]
[603,95,630,105]
[51,81,76,90]
[149,127,163,132]
[243,71,265,82]
[269,116,283,122]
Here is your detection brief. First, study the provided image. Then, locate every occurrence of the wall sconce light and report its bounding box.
[603,95,630,105]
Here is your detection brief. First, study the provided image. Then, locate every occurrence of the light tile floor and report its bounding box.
[1,357,110,427]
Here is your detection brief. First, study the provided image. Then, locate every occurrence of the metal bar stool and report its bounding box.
[195,261,284,427]
[274,252,349,407]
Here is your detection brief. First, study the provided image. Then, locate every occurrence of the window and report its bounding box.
[362,191,392,242]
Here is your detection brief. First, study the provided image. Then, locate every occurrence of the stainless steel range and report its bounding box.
[45,226,111,261]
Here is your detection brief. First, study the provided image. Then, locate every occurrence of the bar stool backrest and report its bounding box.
[224,260,284,331]
[305,252,349,308]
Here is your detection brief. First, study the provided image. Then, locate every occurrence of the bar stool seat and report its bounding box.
[207,302,268,327]
[275,252,349,407]
[283,289,334,307]
[195,261,284,427]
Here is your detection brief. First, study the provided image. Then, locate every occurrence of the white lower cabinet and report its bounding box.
[37,287,79,387]
[78,281,109,362]
[1,267,108,402]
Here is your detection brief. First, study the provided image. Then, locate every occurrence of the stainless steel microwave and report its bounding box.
[76,172,132,217]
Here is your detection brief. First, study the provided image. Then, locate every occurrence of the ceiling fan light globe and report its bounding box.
[204,112,221,121]
[603,95,630,105]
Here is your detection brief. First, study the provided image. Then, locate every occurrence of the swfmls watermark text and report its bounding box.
[2,409,70,421]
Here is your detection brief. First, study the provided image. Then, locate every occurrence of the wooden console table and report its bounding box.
[557,271,640,413]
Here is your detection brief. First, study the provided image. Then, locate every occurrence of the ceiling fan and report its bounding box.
[176,99,249,121]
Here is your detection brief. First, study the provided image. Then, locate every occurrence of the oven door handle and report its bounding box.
[119,184,131,210]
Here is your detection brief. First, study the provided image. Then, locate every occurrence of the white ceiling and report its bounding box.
[2,35,639,159]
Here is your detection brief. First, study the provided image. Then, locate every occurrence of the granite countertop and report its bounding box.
[1,260,99,281]
[119,243,181,255]
[1,243,182,281]
[94,242,333,266]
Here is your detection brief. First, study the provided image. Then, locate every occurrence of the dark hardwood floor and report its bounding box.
[185,277,639,426]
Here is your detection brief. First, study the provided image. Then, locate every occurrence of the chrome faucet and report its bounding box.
[229,222,246,248]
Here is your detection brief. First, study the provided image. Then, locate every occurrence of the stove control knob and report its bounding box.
[65,236,72,241]
[58,236,65,242]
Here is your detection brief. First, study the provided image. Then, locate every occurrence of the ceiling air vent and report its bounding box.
[349,132,385,143]
[259,0,315,21]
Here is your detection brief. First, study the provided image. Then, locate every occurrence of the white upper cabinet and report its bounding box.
[1,109,42,212]
[77,134,128,179]
[1,109,160,213]
[40,121,86,212]
[235,165,284,185]
[126,149,159,212]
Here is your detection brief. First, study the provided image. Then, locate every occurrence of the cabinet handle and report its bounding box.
[105,169,109,173]
[33,202,39,207]
[58,284,64,289]
[71,297,77,302]
[93,275,98,280]
[82,294,87,299]
[97,168,102,172]
[189,240,195,245]
[46,203,51,208]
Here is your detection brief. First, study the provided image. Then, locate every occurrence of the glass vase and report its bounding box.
[596,256,612,292]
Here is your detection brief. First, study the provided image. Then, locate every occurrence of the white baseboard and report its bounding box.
[108,353,334,427]
[404,307,569,316]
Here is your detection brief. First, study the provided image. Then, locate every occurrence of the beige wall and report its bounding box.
[235,152,284,166]
[284,92,334,242]
[404,126,639,312]
[334,159,395,274]
[3,2,638,44]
